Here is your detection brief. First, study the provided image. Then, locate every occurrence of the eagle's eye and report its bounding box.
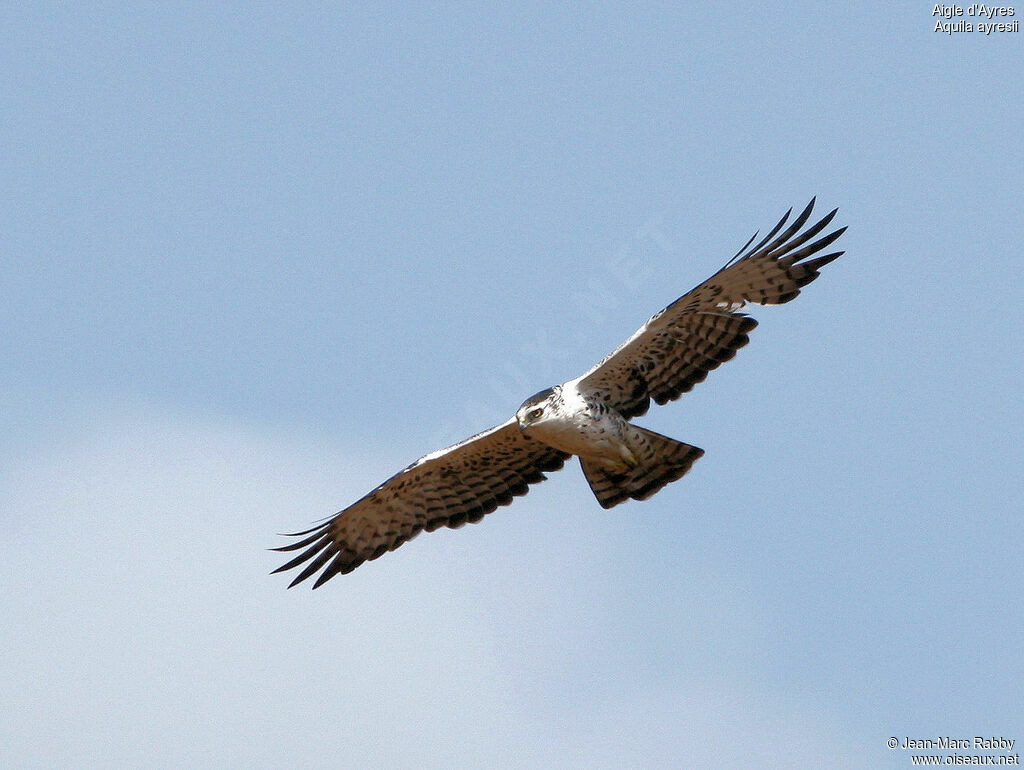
[529,408,544,419]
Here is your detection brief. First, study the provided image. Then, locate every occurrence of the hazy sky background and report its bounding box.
[3,3,1021,768]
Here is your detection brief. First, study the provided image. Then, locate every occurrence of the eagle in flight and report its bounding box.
[274,199,846,588]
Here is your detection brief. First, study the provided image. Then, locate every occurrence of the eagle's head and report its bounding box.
[515,386,561,434]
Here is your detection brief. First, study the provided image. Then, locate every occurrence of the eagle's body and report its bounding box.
[517,384,629,466]
[274,199,847,588]
[515,382,704,508]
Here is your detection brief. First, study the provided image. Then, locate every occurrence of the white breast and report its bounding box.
[529,382,625,461]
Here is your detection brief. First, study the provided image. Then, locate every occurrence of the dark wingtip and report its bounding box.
[806,250,845,270]
[738,316,758,333]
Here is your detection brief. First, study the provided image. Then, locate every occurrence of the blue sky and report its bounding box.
[2,3,1022,768]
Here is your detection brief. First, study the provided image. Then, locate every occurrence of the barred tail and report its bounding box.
[580,427,704,509]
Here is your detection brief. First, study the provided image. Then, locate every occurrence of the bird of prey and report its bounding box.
[273,199,846,588]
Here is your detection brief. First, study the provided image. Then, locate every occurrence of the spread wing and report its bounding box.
[576,199,846,418]
[272,420,569,588]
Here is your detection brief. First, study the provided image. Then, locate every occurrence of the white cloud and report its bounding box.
[0,406,866,768]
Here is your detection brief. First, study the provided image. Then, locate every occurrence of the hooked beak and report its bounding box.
[516,418,528,435]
